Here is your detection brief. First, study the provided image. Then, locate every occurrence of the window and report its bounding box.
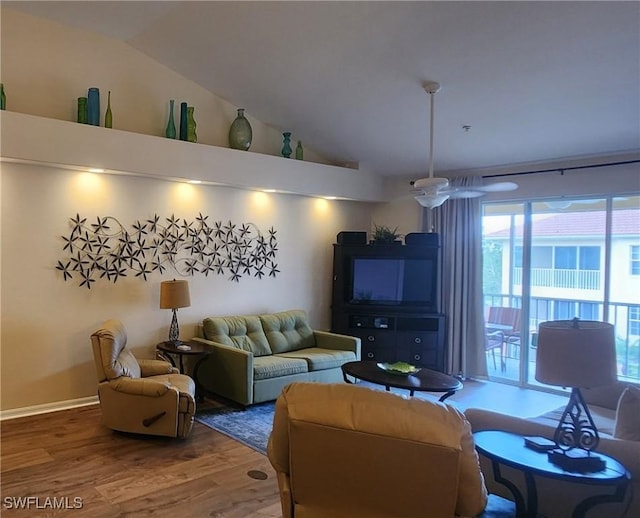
[554,246,577,269]
[630,307,640,336]
[579,246,600,270]
[531,246,552,268]
[578,302,599,320]
[632,245,640,276]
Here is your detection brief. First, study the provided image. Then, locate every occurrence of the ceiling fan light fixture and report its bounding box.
[413,177,449,191]
[414,193,450,209]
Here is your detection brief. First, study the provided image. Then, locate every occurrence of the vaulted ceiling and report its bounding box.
[5,1,640,178]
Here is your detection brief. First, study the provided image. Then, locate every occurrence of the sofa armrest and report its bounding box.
[191,337,254,405]
[107,377,171,397]
[138,358,178,377]
[313,330,361,357]
[465,408,555,439]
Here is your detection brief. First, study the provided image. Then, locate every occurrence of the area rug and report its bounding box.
[195,401,275,455]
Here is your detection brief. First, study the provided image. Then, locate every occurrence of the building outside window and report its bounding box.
[482,195,640,388]
[631,245,640,275]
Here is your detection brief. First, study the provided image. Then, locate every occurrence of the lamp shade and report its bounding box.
[159,280,191,310]
[535,319,616,389]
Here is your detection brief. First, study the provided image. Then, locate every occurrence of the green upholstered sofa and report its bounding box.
[192,309,360,406]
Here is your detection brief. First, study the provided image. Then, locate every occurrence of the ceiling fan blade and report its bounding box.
[448,190,487,199]
[475,181,518,192]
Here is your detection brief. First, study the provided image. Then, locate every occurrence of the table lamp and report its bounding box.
[535,318,617,472]
[159,279,191,346]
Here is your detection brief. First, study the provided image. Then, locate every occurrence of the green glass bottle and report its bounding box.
[0,83,6,110]
[229,108,252,150]
[77,97,88,123]
[295,140,303,160]
[104,91,112,128]
[187,106,197,143]
[165,99,177,138]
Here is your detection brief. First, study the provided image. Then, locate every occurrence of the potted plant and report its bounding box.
[371,224,403,244]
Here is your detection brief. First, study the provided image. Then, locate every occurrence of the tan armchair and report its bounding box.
[267,382,508,518]
[90,319,195,438]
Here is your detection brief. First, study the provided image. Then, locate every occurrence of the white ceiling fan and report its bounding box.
[411,81,518,209]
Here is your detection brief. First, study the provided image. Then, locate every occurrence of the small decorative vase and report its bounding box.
[77,97,88,124]
[165,99,176,138]
[179,102,188,141]
[104,90,112,128]
[0,83,5,110]
[187,106,197,143]
[295,140,303,160]
[281,132,292,158]
[228,108,252,151]
[87,87,100,126]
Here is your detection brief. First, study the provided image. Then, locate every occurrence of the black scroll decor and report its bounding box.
[55,213,279,289]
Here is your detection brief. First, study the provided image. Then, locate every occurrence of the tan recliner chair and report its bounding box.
[267,382,496,518]
[91,319,195,438]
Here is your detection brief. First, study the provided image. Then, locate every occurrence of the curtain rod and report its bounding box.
[483,159,639,179]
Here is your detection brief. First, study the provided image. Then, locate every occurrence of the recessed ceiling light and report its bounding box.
[324,196,337,200]
[263,189,277,193]
[88,168,104,173]
[187,180,202,184]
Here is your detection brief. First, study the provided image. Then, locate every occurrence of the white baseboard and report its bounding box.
[0,396,99,421]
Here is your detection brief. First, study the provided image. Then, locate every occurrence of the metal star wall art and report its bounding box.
[56,213,279,289]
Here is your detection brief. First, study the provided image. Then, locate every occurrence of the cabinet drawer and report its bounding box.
[362,344,396,362]
[396,331,438,348]
[409,347,438,368]
[351,330,395,348]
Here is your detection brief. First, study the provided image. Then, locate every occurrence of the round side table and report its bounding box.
[156,341,212,401]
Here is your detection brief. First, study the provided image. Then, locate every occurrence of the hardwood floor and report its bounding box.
[0,380,566,517]
[1,406,281,517]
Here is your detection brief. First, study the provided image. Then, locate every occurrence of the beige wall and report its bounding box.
[1,162,371,411]
[0,8,329,165]
[0,8,381,412]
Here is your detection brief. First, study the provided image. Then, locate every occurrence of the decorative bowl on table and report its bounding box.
[376,361,421,375]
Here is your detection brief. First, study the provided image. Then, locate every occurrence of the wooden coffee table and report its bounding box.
[341,360,462,401]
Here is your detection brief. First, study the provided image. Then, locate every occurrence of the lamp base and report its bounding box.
[548,449,606,473]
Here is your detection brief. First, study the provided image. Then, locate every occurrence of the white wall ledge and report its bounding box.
[1,111,386,202]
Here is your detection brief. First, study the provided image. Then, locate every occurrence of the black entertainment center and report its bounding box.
[330,232,446,373]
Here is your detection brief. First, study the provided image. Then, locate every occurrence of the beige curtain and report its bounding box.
[427,177,487,379]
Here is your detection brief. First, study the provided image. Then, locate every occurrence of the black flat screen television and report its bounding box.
[349,257,436,307]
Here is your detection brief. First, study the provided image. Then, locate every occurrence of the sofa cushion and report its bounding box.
[203,315,272,356]
[276,348,356,371]
[581,382,636,410]
[614,385,640,441]
[253,355,308,380]
[260,310,316,354]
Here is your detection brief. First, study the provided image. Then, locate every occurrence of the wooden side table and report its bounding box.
[156,341,212,401]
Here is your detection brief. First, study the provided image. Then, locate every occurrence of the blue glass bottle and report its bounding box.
[87,87,100,126]
[281,132,292,158]
[179,102,188,141]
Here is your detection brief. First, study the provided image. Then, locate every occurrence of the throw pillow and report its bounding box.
[613,385,640,441]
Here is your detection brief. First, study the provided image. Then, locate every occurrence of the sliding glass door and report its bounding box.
[482,195,640,387]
